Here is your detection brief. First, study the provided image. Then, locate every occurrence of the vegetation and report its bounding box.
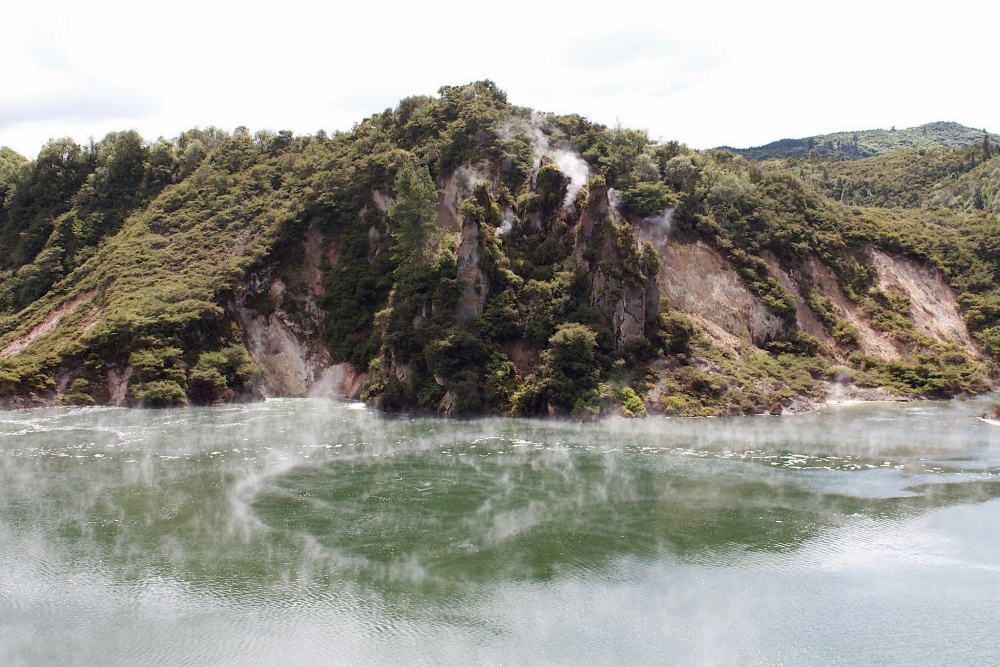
[721,122,998,162]
[0,82,995,415]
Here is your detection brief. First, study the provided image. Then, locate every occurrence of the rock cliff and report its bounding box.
[0,82,993,414]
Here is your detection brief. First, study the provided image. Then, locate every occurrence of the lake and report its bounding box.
[2,397,999,666]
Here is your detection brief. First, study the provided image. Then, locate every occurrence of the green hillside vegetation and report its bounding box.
[0,127,307,405]
[770,138,1000,213]
[0,82,996,415]
[721,122,999,162]
[667,149,995,393]
[758,138,1000,363]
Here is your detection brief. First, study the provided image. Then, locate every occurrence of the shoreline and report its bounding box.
[1,384,994,420]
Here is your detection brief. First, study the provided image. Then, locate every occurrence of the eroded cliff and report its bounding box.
[0,82,994,414]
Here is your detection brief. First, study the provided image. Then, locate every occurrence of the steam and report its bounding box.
[528,113,549,187]
[496,118,519,143]
[498,207,515,236]
[2,396,998,667]
[454,165,489,192]
[607,187,621,210]
[642,205,675,238]
[506,112,590,210]
[551,149,590,210]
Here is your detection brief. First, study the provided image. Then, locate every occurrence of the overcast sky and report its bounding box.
[3,0,998,158]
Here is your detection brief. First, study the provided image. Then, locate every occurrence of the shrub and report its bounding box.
[619,386,647,417]
[832,320,859,346]
[129,347,187,386]
[766,331,823,356]
[133,380,187,407]
[188,345,257,403]
[424,327,488,381]
[657,308,697,355]
[188,366,228,404]
[619,182,676,218]
[540,323,600,411]
[61,377,95,406]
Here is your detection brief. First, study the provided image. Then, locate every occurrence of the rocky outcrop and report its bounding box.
[238,306,325,397]
[804,256,901,361]
[761,251,834,346]
[234,220,368,399]
[238,307,367,399]
[106,367,130,406]
[308,363,368,398]
[457,216,489,327]
[654,239,786,347]
[583,185,657,349]
[590,270,648,348]
[436,165,492,234]
[869,249,979,353]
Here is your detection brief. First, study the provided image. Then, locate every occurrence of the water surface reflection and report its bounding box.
[2,398,999,665]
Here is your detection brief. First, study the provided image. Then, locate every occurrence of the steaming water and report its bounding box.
[2,398,999,666]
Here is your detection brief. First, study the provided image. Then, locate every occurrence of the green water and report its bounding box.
[2,398,999,665]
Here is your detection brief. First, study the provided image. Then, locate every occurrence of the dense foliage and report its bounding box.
[0,82,996,415]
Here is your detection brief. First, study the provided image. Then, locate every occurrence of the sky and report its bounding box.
[3,0,998,158]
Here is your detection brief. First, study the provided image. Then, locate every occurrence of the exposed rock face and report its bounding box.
[590,270,647,348]
[761,251,834,346]
[239,307,324,397]
[869,249,978,353]
[107,367,130,407]
[235,225,368,400]
[1,289,97,357]
[392,360,413,388]
[438,390,456,416]
[655,240,786,347]
[371,189,391,215]
[309,363,368,398]
[436,165,491,234]
[804,256,901,361]
[502,339,540,373]
[583,188,656,349]
[238,307,368,399]
[457,216,489,327]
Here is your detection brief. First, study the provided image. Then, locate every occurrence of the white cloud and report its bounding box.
[1,0,997,158]
[0,85,156,128]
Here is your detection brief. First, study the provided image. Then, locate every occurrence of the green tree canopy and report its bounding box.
[389,157,439,265]
[541,323,600,409]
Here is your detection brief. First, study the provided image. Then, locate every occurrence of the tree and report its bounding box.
[143,138,178,197]
[662,155,698,192]
[86,130,148,209]
[540,323,600,409]
[0,147,26,182]
[389,156,439,265]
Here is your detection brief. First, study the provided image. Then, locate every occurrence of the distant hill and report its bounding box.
[719,122,999,161]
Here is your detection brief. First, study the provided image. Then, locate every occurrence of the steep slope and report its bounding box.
[0,82,995,416]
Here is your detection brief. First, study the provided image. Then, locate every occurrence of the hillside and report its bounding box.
[719,122,999,161]
[0,82,996,417]
[766,140,1000,213]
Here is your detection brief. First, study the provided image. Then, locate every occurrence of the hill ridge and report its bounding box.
[719,121,999,161]
[0,82,996,416]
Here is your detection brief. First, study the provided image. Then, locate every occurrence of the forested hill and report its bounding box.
[719,122,999,161]
[0,82,997,416]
